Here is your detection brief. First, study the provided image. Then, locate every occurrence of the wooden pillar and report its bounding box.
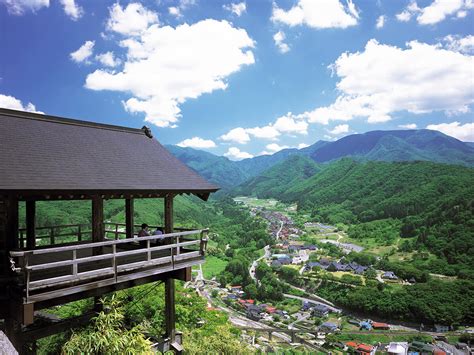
[164,194,176,344]
[164,195,173,234]
[26,200,36,249]
[92,196,104,243]
[92,196,104,312]
[6,197,19,251]
[125,198,134,239]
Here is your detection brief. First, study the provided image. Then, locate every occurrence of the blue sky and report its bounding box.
[1,0,473,160]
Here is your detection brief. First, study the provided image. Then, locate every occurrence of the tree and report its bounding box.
[62,296,152,354]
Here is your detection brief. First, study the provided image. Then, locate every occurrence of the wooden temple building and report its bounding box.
[0,108,218,353]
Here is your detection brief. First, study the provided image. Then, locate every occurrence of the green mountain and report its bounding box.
[166,130,474,191]
[235,155,322,198]
[165,145,249,189]
[310,130,474,166]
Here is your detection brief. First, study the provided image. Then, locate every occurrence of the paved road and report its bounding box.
[249,245,271,281]
[283,293,341,313]
[276,221,284,240]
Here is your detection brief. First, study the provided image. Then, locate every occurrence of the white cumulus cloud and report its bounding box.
[220,113,308,144]
[273,31,290,53]
[60,0,83,20]
[271,0,359,29]
[223,2,246,16]
[329,124,349,135]
[106,2,158,36]
[443,34,474,54]
[298,143,310,149]
[246,125,280,140]
[293,39,474,125]
[95,52,121,67]
[0,94,43,113]
[70,40,95,63]
[168,0,196,19]
[396,0,473,25]
[426,121,474,141]
[376,15,385,28]
[85,19,255,128]
[266,143,289,153]
[0,0,49,15]
[177,137,216,149]
[399,123,418,129]
[224,147,253,160]
[220,127,251,144]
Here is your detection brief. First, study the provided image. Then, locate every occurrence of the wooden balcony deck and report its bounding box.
[10,229,208,306]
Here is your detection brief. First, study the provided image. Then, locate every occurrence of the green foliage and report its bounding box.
[62,296,152,354]
[236,155,321,198]
[316,279,474,325]
[238,158,474,278]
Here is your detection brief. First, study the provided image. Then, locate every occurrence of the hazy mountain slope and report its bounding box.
[165,145,248,189]
[310,130,474,166]
[235,155,322,198]
[235,147,300,176]
[165,130,474,190]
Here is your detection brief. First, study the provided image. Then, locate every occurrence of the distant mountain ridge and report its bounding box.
[166,129,474,189]
[310,130,474,166]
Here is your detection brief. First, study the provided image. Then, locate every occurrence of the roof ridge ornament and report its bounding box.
[142,126,153,138]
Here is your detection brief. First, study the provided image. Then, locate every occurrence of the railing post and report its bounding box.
[112,244,117,282]
[176,236,180,255]
[20,230,24,249]
[78,225,82,242]
[147,240,151,261]
[115,223,119,240]
[72,250,78,277]
[200,229,208,256]
[25,253,30,301]
[50,227,55,245]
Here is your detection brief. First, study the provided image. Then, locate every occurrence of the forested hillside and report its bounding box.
[167,130,474,191]
[309,130,474,166]
[238,158,474,278]
[234,155,322,198]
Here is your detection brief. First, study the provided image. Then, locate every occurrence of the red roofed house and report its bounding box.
[266,306,277,314]
[372,322,390,330]
[358,343,375,354]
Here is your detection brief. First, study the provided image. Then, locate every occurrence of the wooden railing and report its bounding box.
[10,229,208,303]
[19,224,92,247]
[18,223,196,247]
[104,222,194,240]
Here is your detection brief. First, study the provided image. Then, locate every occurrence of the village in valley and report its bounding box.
[191,197,472,355]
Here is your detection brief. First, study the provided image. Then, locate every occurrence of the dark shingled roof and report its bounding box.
[0,108,219,199]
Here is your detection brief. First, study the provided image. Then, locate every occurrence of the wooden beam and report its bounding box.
[125,198,134,239]
[26,200,36,249]
[91,196,104,243]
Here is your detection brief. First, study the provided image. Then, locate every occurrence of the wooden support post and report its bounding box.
[164,194,177,348]
[164,195,173,234]
[165,278,176,341]
[26,200,36,249]
[91,196,104,312]
[6,197,19,251]
[92,196,104,243]
[125,198,134,239]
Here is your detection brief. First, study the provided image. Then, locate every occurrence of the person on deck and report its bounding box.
[138,223,150,237]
